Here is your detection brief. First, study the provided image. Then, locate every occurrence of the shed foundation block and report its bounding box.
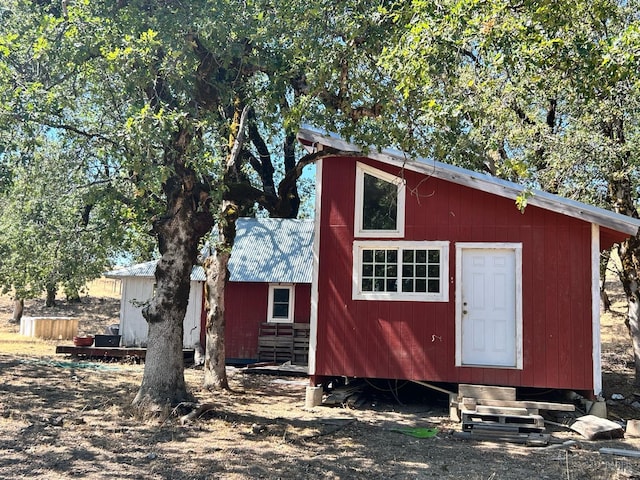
[305,386,323,408]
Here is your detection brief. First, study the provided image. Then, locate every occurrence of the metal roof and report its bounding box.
[105,217,314,284]
[105,261,206,282]
[298,126,640,236]
[227,217,314,283]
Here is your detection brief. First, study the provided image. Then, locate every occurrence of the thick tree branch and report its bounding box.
[226,104,250,178]
[226,149,362,217]
[38,120,124,150]
[247,116,276,197]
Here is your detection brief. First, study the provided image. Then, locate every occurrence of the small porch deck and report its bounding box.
[55,345,195,362]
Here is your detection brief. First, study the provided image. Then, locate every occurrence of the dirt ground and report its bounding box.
[1,278,640,479]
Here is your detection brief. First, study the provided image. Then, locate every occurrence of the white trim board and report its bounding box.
[308,159,323,377]
[592,224,603,397]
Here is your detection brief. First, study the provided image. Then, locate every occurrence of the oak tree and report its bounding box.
[0,0,401,409]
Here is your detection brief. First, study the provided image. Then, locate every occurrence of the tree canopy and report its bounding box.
[382,0,640,204]
[4,0,640,402]
[0,0,406,408]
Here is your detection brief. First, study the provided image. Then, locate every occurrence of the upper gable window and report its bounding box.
[355,162,405,238]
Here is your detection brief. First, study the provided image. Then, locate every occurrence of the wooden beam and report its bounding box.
[476,405,530,416]
[458,384,516,401]
[599,448,640,458]
[468,398,575,412]
[411,380,456,396]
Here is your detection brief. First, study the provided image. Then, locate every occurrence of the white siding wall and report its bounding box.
[183,281,203,348]
[119,278,203,348]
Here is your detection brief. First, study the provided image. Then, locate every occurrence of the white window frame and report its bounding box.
[354,162,406,238]
[352,240,449,301]
[267,284,295,323]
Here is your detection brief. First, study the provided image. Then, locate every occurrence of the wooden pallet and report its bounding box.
[257,322,311,365]
[257,323,293,363]
[292,324,310,365]
[462,410,545,433]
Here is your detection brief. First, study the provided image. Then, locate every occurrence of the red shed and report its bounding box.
[107,218,313,365]
[222,217,313,365]
[298,127,640,397]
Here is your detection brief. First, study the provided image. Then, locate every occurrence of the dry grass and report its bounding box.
[0,278,122,357]
[0,275,639,479]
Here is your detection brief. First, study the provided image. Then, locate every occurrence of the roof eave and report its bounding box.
[297,127,640,237]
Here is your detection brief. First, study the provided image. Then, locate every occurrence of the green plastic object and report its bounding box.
[391,427,439,438]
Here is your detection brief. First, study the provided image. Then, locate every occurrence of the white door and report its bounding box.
[457,245,522,368]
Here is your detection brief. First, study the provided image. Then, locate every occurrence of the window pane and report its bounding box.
[362,264,373,277]
[402,250,414,263]
[415,279,427,292]
[362,278,373,291]
[386,279,397,291]
[374,279,385,291]
[363,249,373,262]
[387,265,397,277]
[375,264,386,277]
[415,265,426,277]
[402,279,413,292]
[387,250,397,263]
[415,250,427,263]
[375,250,386,262]
[428,279,440,293]
[273,288,289,303]
[363,173,398,230]
[428,265,439,277]
[402,264,414,277]
[273,304,289,318]
[428,250,440,263]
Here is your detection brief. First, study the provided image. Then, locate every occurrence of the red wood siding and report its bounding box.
[315,156,595,391]
[224,282,311,360]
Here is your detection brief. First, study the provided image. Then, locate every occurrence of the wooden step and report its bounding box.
[459,384,516,401]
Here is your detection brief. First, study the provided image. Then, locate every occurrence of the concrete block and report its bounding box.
[305,386,323,408]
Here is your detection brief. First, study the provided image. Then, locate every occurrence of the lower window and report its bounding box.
[353,241,449,301]
[267,284,295,323]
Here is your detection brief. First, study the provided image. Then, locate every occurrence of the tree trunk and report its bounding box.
[202,105,248,390]
[600,249,611,312]
[10,299,24,324]
[45,285,56,307]
[617,236,640,384]
[609,174,640,384]
[203,203,237,391]
[132,134,214,410]
[133,228,194,409]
